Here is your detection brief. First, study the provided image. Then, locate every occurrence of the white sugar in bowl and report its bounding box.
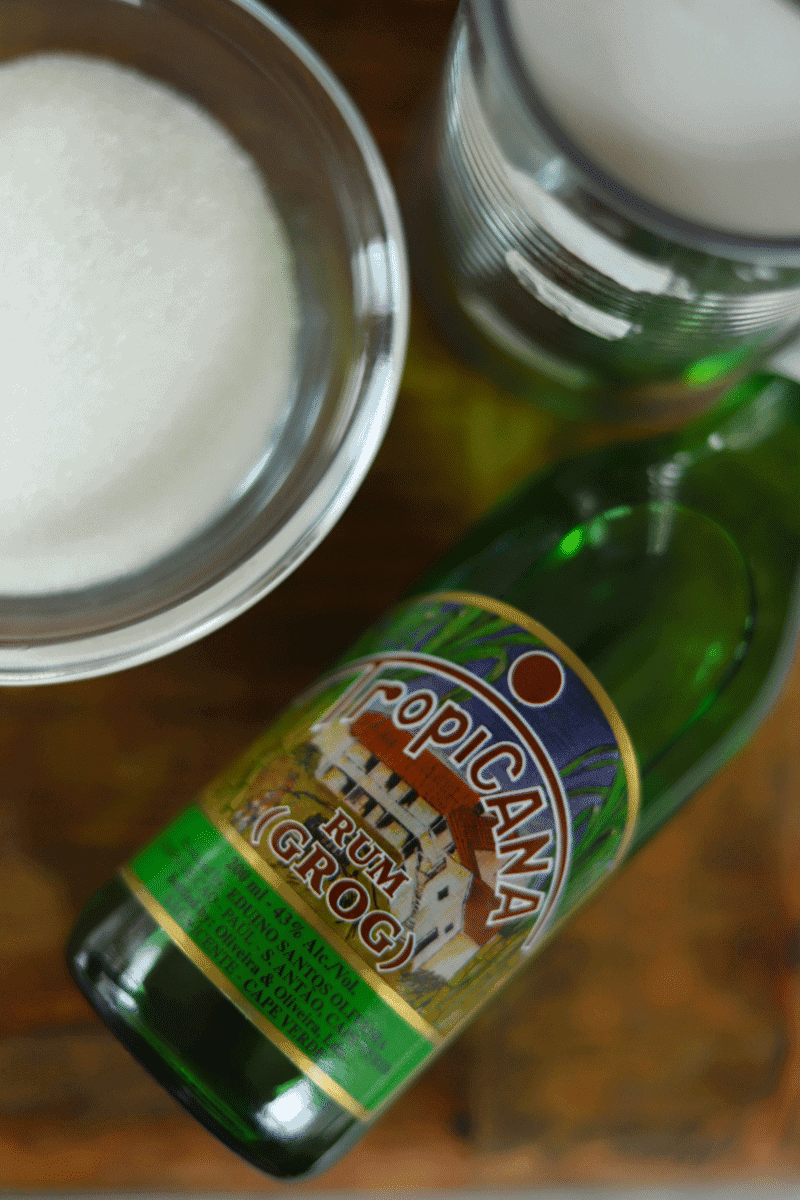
[0,0,408,684]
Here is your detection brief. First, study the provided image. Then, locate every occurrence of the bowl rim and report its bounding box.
[0,0,409,686]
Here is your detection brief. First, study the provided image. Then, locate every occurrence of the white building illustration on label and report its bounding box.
[311,710,498,981]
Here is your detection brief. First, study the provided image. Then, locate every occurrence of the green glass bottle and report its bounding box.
[67,372,800,1180]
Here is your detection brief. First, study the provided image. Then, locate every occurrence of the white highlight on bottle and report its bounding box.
[0,53,297,593]
[506,0,800,235]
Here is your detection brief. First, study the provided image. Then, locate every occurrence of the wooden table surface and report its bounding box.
[4,1,800,1191]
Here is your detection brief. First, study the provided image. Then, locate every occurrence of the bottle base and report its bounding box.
[66,876,360,1181]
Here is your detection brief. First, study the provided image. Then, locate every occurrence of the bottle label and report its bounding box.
[123,592,639,1120]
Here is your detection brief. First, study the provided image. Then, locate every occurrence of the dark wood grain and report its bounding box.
[3,1,800,1190]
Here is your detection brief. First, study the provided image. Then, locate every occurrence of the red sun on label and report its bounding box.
[508,650,565,707]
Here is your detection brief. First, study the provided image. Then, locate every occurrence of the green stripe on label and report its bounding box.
[129,806,433,1112]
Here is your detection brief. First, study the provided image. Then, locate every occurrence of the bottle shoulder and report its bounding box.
[414,374,800,850]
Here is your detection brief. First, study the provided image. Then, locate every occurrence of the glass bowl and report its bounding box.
[0,0,408,684]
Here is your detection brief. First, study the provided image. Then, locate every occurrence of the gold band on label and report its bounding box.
[201,804,441,1047]
[120,865,370,1122]
[432,590,641,865]
[375,589,642,1049]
